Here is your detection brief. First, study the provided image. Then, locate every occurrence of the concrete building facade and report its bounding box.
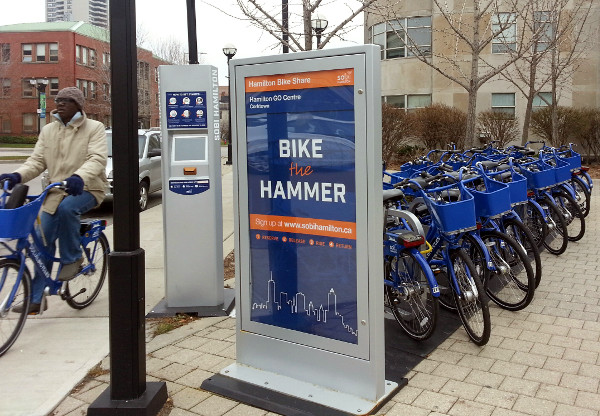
[46,0,109,30]
[365,0,600,142]
[0,21,168,136]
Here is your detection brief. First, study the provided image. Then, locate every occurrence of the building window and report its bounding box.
[22,44,32,62]
[103,83,110,100]
[49,78,59,95]
[1,43,9,63]
[76,45,81,63]
[491,93,516,116]
[103,52,110,66]
[89,49,96,66]
[77,79,89,97]
[384,94,432,111]
[22,113,36,133]
[154,67,159,82]
[534,12,554,52]
[49,43,59,62]
[492,13,517,53]
[36,44,46,62]
[532,92,552,111]
[1,78,10,97]
[0,114,11,133]
[90,81,96,99]
[81,47,88,65]
[22,79,36,97]
[369,17,432,60]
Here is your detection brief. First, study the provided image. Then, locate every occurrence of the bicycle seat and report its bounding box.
[383,189,405,202]
[4,184,29,209]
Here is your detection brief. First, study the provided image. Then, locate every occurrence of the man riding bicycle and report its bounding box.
[0,87,108,314]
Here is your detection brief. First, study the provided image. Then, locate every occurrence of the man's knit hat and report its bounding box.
[56,87,85,110]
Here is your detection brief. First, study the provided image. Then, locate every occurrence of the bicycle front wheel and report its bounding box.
[541,196,569,255]
[553,190,585,242]
[65,233,109,309]
[570,176,591,217]
[0,259,31,357]
[503,218,543,288]
[385,251,439,341]
[480,230,535,311]
[450,249,491,346]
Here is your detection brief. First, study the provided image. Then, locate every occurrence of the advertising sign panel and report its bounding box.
[245,68,358,344]
[166,91,207,129]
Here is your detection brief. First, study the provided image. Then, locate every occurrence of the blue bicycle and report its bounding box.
[0,182,109,356]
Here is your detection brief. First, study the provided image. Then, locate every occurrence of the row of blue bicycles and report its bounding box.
[383,141,593,346]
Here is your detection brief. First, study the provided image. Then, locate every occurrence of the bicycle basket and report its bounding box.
[518,160,556,190]
[422,181,476,234]
[466,176,511,218]
[0,195,43,240]
[558,149,581,172]
[551,156,571,184]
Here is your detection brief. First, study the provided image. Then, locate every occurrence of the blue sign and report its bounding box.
[245,69,358,344]
[166,91,207,129]
[169,178,209,195]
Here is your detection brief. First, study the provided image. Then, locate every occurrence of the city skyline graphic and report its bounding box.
[252,272,358,338]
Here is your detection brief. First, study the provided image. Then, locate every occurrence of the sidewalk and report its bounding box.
[5,164,600,416]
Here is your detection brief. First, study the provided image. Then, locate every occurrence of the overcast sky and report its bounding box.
[1,0,364,84]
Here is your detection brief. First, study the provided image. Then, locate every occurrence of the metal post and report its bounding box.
[88,0,167,412]
[282,0,289,53]
[186,0,199,64]
[226,56,233,165]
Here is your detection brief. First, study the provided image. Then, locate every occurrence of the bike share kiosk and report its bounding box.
[201,45,400,415]
[154,65,229,313]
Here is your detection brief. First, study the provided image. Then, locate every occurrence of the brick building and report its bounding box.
[0,21,170,136]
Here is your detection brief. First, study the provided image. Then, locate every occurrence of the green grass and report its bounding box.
[0,156,28,161]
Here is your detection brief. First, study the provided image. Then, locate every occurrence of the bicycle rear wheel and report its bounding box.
[480,230,535,311]
[541,196,569,255]
[0,259,31,357]
[517,201,548,250]
[385,251,439,341]
[502,218,542,288]
[65,233,109,309]
[450,249,491,346]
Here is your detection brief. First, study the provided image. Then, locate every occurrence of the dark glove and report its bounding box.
[65,175,84,196]
[0,172,21,190]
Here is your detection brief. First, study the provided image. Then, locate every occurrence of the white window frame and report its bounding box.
[491,93,516,117]
[369,16,432,60]
[492,13,517,54]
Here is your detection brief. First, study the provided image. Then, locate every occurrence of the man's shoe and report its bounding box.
[12,302,48,315]
[57,257,84,281]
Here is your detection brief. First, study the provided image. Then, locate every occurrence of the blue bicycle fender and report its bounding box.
[407,247,440,297]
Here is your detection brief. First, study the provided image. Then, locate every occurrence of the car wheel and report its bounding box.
[139,181,149,211]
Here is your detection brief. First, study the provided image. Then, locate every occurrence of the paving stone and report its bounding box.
[385,402,432,416]
[148,362,194,382]
[535,384,577,405]
[186,353,227,371]
[431,362,471,381]
[498,376,540,397]
[553,403,597,416]
[517,330,551,345]
[412,359,441,374]
[392,385,423,404]
[464,370,505,389]
[427,348,465,365]
[175,368,215,389]
[543,357,581,374]
[577,363,600,378]
[51,396,87,415]
[489,408,530,416]
[488,360,528,378]
[549,334,583,349]
[406,372,450,392]
[411,390,457,413]
[174,336,211,350]
[223,403,268,416]
[447,399,494,416]
[523,367,562,386]
[479,345,517,362]
[197,339,233,355]
[537,323,570,337]
[529,343,566,359]
[512,396,557,416]
[559,373,600,393]
[509,351,547,368]
[475,386,518,409]
[150,345,184,359]
[439,379,483,401]
[574,391,600,411]
[457,355,495,372]
[568,327,600,342]
[171,387,211,410]
[448,340,482,355]
[562,347,598,364]
[167,348,204,365]
[190,395,238,416]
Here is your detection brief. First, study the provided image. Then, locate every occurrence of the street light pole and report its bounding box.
[222,44,237,165]
[310,13,328,49]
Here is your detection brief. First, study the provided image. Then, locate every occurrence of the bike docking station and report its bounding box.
[147,64,234,318]
[201,45,402,415]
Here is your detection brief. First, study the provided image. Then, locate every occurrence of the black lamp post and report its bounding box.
[223,43,237,165]
[30,78,49,133]
[311,13,328,49]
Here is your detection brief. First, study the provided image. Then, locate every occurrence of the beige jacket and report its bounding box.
[16,110,108,214]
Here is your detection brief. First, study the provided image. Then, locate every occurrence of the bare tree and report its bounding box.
[499,0,595,143]
[374,0,541,147]
[151,37,187,65]
[209,0,385,52]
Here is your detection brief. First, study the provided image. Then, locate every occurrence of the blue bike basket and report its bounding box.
[519,160,556,190]
[507,172,527,205]
[422,182,476,234]
[467,176,511,218]
[558,149,581,171]
[552,156,571,184]
[0,195,43,240]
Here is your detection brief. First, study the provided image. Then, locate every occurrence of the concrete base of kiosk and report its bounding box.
[201,364,403,416]
[146,288,235,318]
[88,382,168,416]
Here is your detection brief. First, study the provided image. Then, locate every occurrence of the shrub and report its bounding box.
[0,135,37,145]
[381,103,419,167]
[574,108,600,163]
[412,104,467,150]
[530,106,587,147]
[477,111,520,148]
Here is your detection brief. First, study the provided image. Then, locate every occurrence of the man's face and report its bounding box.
[55,98,80,122]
